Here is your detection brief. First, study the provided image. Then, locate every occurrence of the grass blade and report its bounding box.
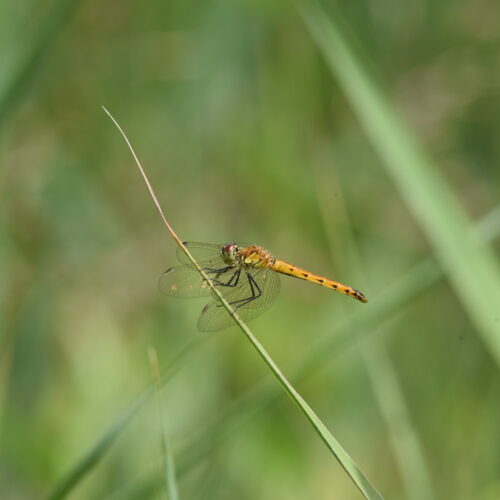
[301,3,500,366]
[148,347,180,500]
[102,107,383,499]
[46,395,146,500]
[46,338,199,500]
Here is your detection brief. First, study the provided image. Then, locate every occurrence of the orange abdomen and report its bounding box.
[271,259,367,303]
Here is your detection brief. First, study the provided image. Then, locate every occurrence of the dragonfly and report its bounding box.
[159,242,367,332]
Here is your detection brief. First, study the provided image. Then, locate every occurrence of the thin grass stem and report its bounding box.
[101,107,383,499]
[148,347,180,500]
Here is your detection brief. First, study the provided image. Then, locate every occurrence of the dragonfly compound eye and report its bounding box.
[221,243,238,265]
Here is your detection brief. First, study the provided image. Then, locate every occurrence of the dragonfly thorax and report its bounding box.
[221,244,273,268]
[239,245,274,269]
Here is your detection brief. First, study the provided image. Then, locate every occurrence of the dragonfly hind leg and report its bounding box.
[224,272,263,309]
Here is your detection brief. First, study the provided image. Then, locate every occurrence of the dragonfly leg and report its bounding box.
[203,265,232,278]
[201,266,235,285]
[244,273,263,305]
[205,268,241,288]
[219,272,263,310]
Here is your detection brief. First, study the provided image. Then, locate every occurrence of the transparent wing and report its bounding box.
[159,260,247,298]
[160,242,234,298]
[159,265,213,298]
[176,242,225,265]
[198,267,281,332]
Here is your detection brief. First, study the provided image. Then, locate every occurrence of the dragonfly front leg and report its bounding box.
[203,265,231,278]
[204,267,241,288]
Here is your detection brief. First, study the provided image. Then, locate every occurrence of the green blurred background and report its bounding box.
[2,0,500,498]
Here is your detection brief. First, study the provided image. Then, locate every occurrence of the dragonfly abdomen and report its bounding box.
[272,259,367,303]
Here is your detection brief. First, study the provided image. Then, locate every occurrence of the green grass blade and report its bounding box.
[46,395,146,500]
[103,107,383,500]
[149,348,180,500]
[301,3,500,366]
[45,338,199,500]
[237,321,383,499]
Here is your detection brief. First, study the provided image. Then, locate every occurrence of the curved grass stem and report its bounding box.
[100,106,383,500]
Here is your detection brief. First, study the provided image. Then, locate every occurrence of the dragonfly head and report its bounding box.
[221,243,239,265]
